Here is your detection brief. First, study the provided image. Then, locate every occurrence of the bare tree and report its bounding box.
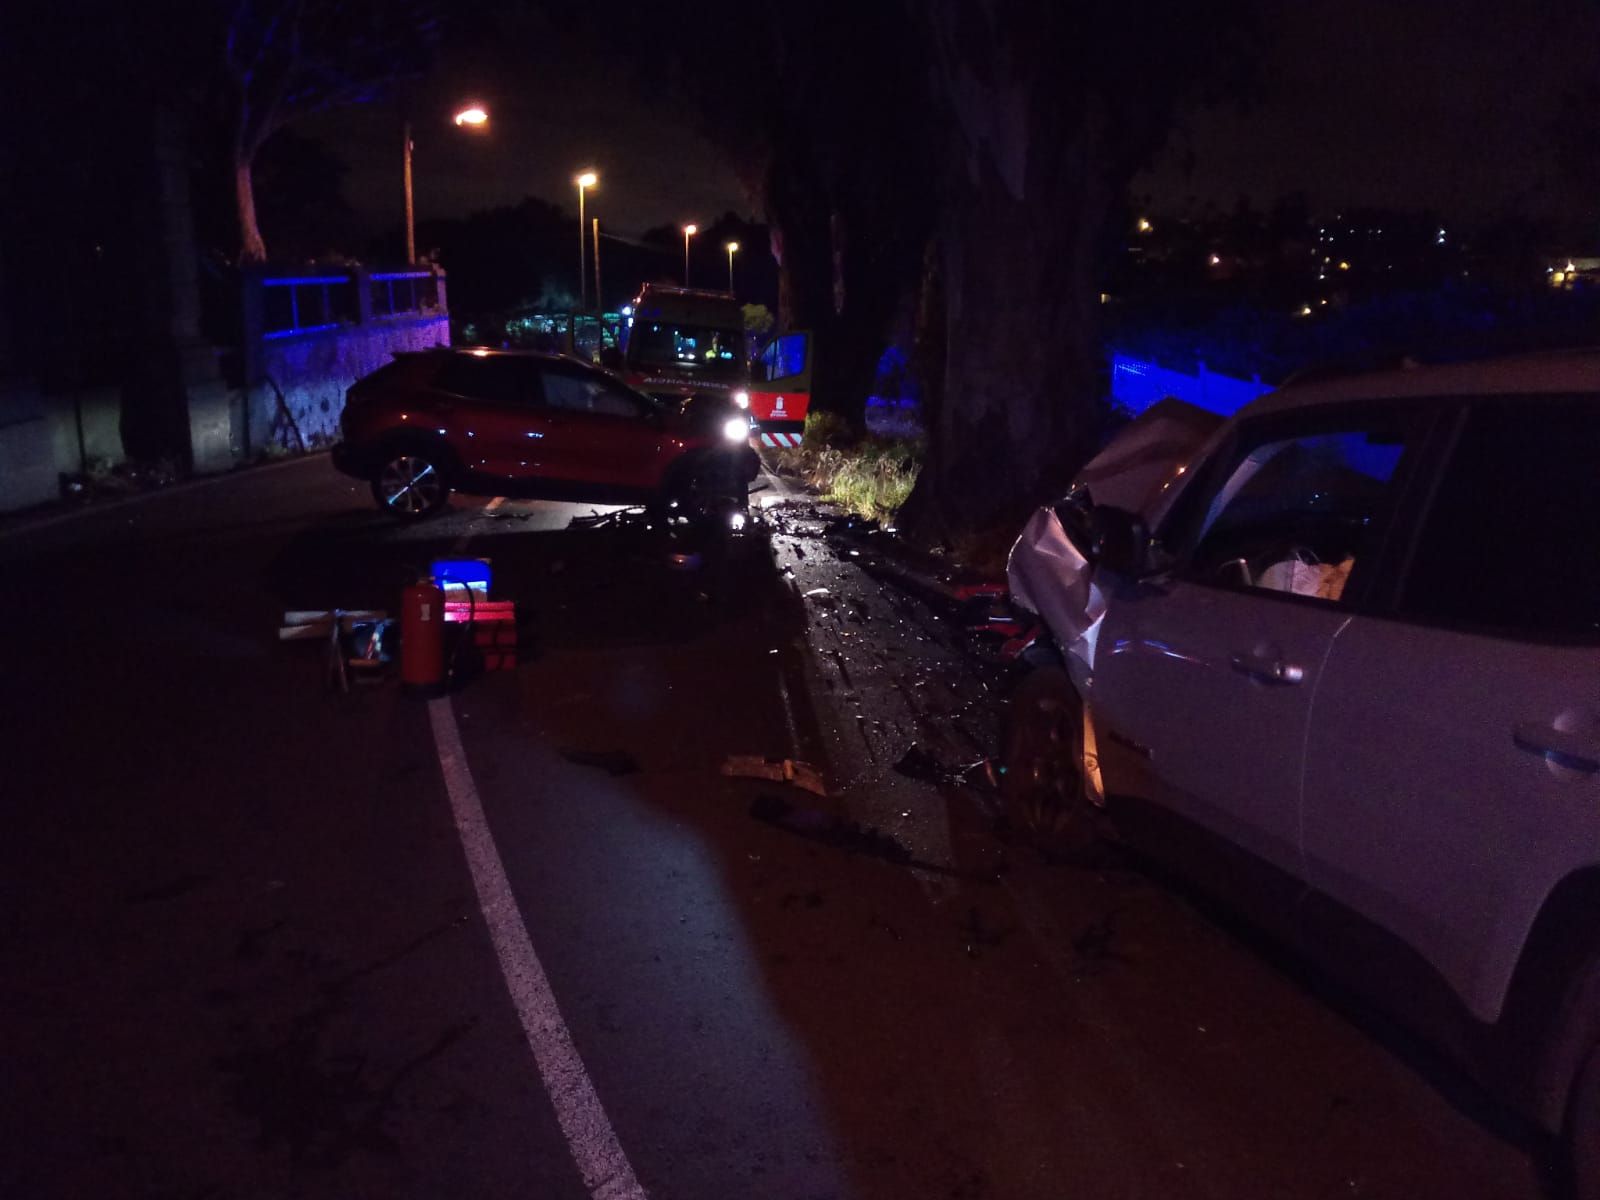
[223,0,440,263]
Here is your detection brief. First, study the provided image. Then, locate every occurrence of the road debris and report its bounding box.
[892,743,998,792]
[561,749,642,776]
[749,794,998,883]
[722,755,827,796]
[960,905,1016,958]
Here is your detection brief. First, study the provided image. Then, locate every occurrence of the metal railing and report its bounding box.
[256,267,445,340]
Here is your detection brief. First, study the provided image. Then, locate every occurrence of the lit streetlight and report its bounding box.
[405,104,490,264]
[683,223,698,287]
[725,241,739,294]
[576,170,598,311]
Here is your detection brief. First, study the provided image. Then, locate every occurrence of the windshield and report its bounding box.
[628,322,746,382]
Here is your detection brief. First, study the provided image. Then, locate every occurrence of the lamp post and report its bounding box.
[576,171,598,310]
[724,241,739,294]
[683,223,698,287]
[404,105,489,265]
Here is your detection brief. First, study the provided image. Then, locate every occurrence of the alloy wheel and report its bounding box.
[375,454,447,518]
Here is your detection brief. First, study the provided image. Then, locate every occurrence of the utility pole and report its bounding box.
[402,119,415,264]
[592,217,602,312]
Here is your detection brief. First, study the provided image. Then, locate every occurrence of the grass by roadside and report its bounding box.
[773,414,923,522]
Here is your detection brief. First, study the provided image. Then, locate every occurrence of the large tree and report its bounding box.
[898,0,1257,544]
[223,0,442,263]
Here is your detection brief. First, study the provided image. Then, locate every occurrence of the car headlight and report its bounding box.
[731,390,750,409]
[722,415,751,443]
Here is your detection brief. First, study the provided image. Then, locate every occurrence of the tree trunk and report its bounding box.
[900,138,1113,547]
[766,155,892,438]
[234,152,267,265]
[805,310,883,436]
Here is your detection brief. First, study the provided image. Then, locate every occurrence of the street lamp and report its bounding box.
[725,241,739,294]
[405,104,490,265]
[576,170,598,311]
[683,223,698,287]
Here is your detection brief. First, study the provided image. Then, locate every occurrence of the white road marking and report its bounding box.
[428,697,648,1200]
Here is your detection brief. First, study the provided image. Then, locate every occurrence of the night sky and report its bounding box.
[301,8,750,240]
[1138,0,1600,229]
[308,1,1600,241]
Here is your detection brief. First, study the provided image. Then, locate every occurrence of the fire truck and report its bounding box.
[623,284,811,446]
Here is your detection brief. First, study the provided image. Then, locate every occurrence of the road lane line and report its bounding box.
[428,696,648,1200]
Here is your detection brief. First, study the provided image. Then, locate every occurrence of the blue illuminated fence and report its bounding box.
[258,268,445,340]
[1110,353,1272,419]
[261,275,356,339]
[369,271,441,321]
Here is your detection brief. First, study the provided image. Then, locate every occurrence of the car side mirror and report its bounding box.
[1087,504,1151,576]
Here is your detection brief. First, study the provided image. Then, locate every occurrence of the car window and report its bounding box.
[541,369,647,419]
[1180,420,1413,604]
[1401,397,1600,640]
[433,355,531,405]
[759,333,808,383]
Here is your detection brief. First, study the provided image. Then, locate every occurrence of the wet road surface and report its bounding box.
[0,455,1548,1198]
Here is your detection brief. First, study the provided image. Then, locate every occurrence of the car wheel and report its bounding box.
[371,450,450,519]
[1001,665,1097,857]
[1567,1030,1600,1200]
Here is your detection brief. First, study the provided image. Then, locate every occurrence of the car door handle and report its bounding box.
[1230,651,1305,686]
[1513,722,1600,772]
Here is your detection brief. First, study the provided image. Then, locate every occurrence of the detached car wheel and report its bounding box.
[372,450,450,519]
[1002,666,1097,857]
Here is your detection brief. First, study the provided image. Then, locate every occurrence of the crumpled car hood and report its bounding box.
[1006,399,1224,684]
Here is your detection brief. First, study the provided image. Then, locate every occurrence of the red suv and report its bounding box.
[333,348,759,519]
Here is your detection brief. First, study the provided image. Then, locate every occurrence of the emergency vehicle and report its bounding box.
[623,284,811,447]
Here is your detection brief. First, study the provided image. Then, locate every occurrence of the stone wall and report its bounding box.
[0,380,124,512]
[0,265,450,513]
[241,267,450,454]
[247,313,450,452]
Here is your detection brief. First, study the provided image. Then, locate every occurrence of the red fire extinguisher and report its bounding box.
[401,575,445,693]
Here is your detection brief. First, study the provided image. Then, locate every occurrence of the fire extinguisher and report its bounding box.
[401,575,445,693]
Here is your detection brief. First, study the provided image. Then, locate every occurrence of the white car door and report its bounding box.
[1300,396,1600,1025]
[1092,406,1425,885]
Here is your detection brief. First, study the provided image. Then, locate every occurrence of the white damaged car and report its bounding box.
[1004,355,1600,1194]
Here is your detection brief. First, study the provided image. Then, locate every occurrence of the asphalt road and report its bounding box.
[0,455,1550,1199]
